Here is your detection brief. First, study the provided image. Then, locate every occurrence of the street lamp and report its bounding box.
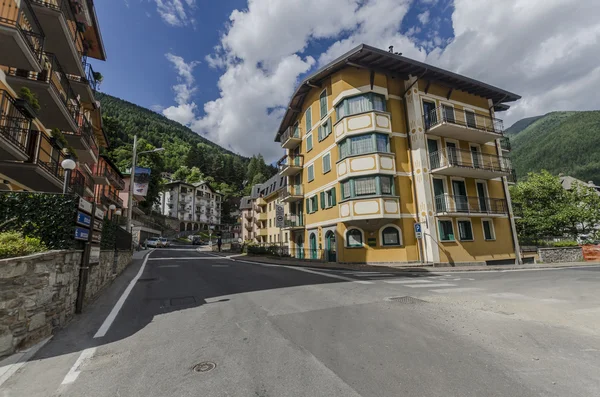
[61,158,76,194]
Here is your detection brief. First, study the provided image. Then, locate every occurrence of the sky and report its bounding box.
[92,0,600,162]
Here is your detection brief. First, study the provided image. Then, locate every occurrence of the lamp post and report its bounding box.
[61,158,76,194]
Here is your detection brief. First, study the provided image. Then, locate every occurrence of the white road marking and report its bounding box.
[148,257,221,260]
[61,347,97,385]
[0,337,52,388]
[157,264,180,268]
[431,287,484,293]
[212,264,230,267]
[383,279,433,284]
[406,283,456,288]
[94,249,154,338]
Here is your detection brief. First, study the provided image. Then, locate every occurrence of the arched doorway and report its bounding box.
[295,234,304,259]
[186,223,192,231]
[180,222,185,231]
[325,230,336,262]
[309,233,317,260]
[194,223,199,230]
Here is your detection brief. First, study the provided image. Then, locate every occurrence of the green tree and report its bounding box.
[172,166,191,181]
[563,181,600,238]
[186,167,204,184]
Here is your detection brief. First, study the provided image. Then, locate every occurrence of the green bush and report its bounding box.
[0,231,47,259]
[551,240,579,247]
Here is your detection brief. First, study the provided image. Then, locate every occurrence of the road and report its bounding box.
[2,247,600,396]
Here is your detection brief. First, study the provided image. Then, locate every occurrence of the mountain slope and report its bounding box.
[510,111,600,183]
[505,115,544,135]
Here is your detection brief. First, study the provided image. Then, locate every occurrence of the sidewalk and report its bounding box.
[209,251,600,273]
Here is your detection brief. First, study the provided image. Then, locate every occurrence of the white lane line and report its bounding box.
[406,283,456,288]
[61,347,97,385]
[353,273,396,277]
[157,265,180,268]
[431,287,484,294]
[94,249,154,339]
[148,257,221,260]
[383,279,433,284]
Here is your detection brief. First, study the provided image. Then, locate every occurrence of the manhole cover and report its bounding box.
[385,296,426,304]
[193,362,216,373]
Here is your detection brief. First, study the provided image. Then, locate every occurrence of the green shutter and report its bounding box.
[320,192,325,209]
[314,195,318,212]
[320,91,327,118]
[331,187,336,206]
[305,107,312,132]
[318,125,323,141]
[307,134,313,151]
[306,198,310,214]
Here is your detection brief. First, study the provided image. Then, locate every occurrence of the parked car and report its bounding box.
[159,237,170,247]
[145,237,163,248]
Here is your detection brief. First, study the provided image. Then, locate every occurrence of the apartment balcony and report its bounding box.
[280,124,302,149]
[500,136,511,152]
[257,229,268,237]
[92,159,124,190]
[0,0,45,71]
[244,223,253,231]
[282,214,304,230]
[0,130,65,192]
[337,152,396,180]
[333,111,392,143]
[507,169,517,185]
[244,212,253,221]
[100,190,123,208]
[64,116,98,164]
[0,90,32,161]
[256,212,268,221]
[256,197,267,206]
[280,185,303,203]
[429,148,512,179]
[29,0,86,76]
[434,195,508,217]
[80,167,94,197]
[338,197,400,223]
[68,169,84,197]
[6,53,81,131]
[67,62,98,104]
[277,154,303,177]
[424,106,503,144]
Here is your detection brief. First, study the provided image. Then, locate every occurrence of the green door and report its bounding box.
[309,233,317,259]
[326,231,336,262]
[296,235,304,259]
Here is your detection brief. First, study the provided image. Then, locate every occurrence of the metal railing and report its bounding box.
[500,136,511,151]
[30,0,85,55]
[280,124,301,143]
[81,167,94,193]
[69,169,85,196]
[0,0,45,64]
[434,194,508,215]
[0,90,31,153]
[28,130,65,180]
[100,189,123,207]
[283,214,304,228]
[424,106,504,134]
[277,154,304,170]
[280,185,303,200]
[94,158,124,190]
[64,114,99,158]
[507,169,517,184]
[429,147,512,173]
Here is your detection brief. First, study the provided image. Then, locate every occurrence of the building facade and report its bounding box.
[157,181,223,232]
[270,44,520,265]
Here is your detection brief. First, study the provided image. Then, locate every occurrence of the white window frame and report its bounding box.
[440,101,455,123]
[437,218,455,242]
[319,88,328,119]
[322,152,331,174]
[457,218,474,241]
[379,224,402,247]
[481,218,496,241]
[345,227,364,248]
[307,164,314,182]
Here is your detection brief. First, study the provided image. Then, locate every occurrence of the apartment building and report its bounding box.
[0,0,109,202]
[272,44,520,265]
[93,155,124,211]
[157,180,223,231]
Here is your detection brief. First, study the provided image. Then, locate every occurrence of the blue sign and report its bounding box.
[74,227,90,241]
[414,223,423,239]
[76,212,92,227]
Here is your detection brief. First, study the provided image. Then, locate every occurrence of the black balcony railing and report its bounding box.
[94,158,124,190]
[81,167,94,193]
[69,169,85,197]
[277,154,304,170]
[30,0,85,55]
[64,115,99,158]
[429,147,512,173]
[280,125,301,143]
[507,169,518,184]
[0,90,31,154]
[100,189,123,207]
[283,214,304,228]
[434,194,508,215]
[0,0,45,64]
[500,136,511,151]
[424,106,504,134]
[28,130,65,181]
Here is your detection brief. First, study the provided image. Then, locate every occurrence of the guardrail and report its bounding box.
[429,147,512,173]
[424,105,504,134]
[434,194,508,215]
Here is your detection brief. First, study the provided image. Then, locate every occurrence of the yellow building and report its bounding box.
[273,44,521,266]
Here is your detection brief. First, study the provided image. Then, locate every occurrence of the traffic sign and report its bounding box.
[414,223,423,239]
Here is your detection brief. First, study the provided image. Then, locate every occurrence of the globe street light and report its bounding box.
[61,158,76,194]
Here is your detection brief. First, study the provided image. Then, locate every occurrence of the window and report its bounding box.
[320,187,337,209]
[335,93,386,120]
[306,195,319,214]
[307,164,314,182]
[269,235,272,243]
[269,219,271,227]
[438,220,455,242]
[381,176,392,194]
[381,226,401,246]
[268,203,271,211]
[457,220,474,241]
[318,118,332,141]
[285,232,288,242]
[465,110,477,128]
[339,176,394,200]
[346,228,363,247]
[482,219,495,240]
[342,180,351,199]
[338,133,390,160]
[305,107,312,132]
[306,133,313,152]
[442,105,455,123]
[319,90,327,119]
[355,177,377,196]
[322,153,331,174]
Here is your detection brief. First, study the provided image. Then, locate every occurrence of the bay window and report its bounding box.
[335,92,386,120]
[338,133,390,160]
[339,175,395,200]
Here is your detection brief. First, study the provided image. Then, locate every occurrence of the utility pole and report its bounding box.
[126,135,137,236]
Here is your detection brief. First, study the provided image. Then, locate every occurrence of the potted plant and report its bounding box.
[50,128,68,150]
[15,87,40,118]
[92,71,103,89]
[66,146,78,161]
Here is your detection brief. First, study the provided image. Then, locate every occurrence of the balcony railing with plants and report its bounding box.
[101,189,123,207]
[429,147,512,173]
[424,106,504,135]
[434,194,508,215]
[0,90,32,154]
[0,0,45,64]
[280,184,303,200]
[507,169,518,184]
[277,154,304,170]
[64,114,99,158]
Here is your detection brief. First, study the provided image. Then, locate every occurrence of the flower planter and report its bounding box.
[14,98,38,119]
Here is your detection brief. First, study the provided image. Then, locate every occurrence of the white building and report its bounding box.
[157,181,223,232]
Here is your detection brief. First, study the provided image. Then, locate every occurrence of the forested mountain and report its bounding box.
[505,115,544,135]
[97,93,276,215]
[509,111,600,183]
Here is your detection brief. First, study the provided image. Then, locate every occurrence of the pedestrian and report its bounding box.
[217,236,222,252]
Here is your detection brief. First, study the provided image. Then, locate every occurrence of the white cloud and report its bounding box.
[162,53,200,125]
[154,0,196,27]
[150,104,164,112]
[418,10,430,25]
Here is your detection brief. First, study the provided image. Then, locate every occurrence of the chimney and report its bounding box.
[388,46,394,53]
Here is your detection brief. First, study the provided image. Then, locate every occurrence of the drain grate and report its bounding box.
[193,362,216,373]
[385,296,426,304]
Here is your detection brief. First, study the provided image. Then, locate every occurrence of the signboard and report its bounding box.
[414,223,423,239]
[133,167,151,196]
[91,233,101,244]
[93,218,103,231]
[367,238,377,247]
[74,227,90,241]
[76,212,92,228]
[89,245,100,264]
[78,198,93,214]
[94,207,104,220]
[275,204,284,228]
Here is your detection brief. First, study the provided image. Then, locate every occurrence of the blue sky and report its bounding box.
[90,0,600,161]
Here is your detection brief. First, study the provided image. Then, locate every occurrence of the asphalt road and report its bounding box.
[2,247,600,397]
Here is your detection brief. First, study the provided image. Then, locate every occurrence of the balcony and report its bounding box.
[0,0,45,71]
[0,130,65,192]
[429,147,512,179]
[256,212,268,221]
[257,229,268,237]
[500,136,511,152]
[29,0,86,76]
[507,169,517,184]
[244,223,253,231]
[280,185,303,203]
[337,152,396,180]
[256,197,267,206]
[434,195,508,216]
[0,90,32,161]
[67,62,98,104]
[6,53,81,131]
[64,116,98,164]
[277,154,303,177]
[68,169,84,197]
[333,111,391,143]
[100,189,123,208]
[424,106,503,144]
[280,124,302,149]
[93,159,124,190]
[338,197,400,223]
[282,214,304,230]
[244,212,253,221]
[80,167,94,197]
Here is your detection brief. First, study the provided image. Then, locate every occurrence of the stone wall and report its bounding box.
[85,250,132,304]
[538,247,583,263]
